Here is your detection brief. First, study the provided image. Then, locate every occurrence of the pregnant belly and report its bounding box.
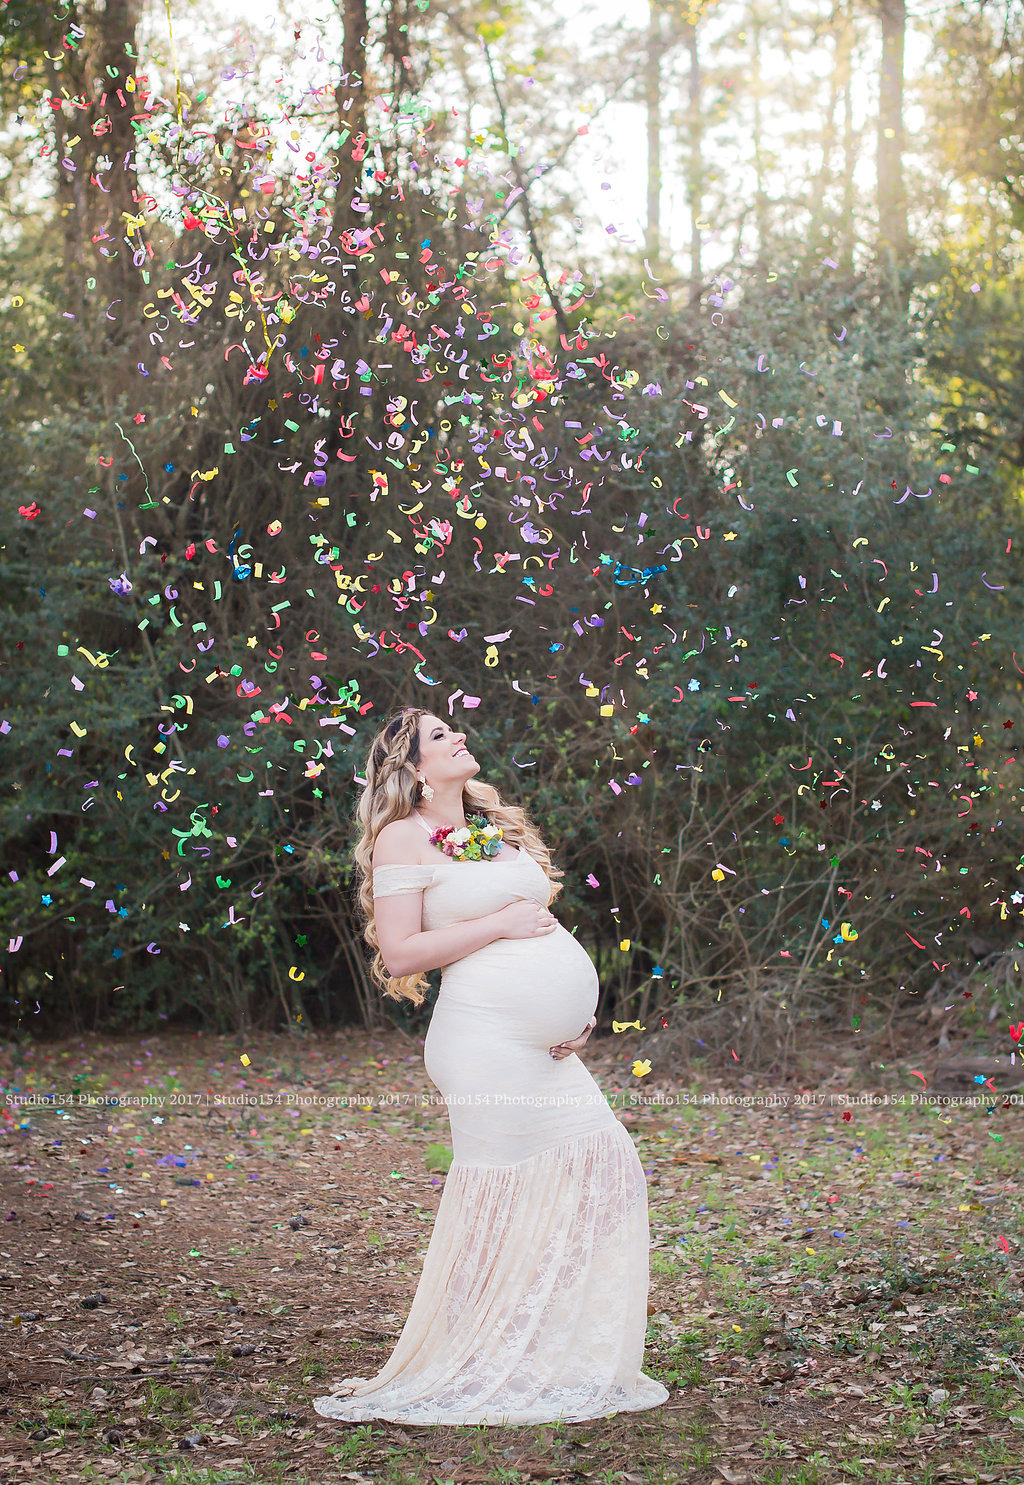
[439,924,599,1048]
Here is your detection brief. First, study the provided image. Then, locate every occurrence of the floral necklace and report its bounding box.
[423,811,505,862]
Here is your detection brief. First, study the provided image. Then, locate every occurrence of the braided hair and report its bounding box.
[352,707,563,1007]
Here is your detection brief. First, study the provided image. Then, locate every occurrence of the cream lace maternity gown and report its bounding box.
[312,826,669,1427]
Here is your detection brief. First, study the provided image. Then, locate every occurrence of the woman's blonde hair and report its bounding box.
[352,707,564,1008]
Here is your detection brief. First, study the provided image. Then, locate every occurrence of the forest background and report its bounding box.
[0,0,1021,1073]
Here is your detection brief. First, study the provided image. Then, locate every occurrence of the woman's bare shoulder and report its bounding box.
[372,816,429,869]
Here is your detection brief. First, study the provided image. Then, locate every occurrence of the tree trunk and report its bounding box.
[685,19,702,291]
[645,1,663,269]
[43,0,142,349]
[876,0,908,287]
[329,0,369,435]
[750,7,769,269]
[810,6,841,243]
[88,0,142,332]
[332,0,369,244]
[839,4,857,275]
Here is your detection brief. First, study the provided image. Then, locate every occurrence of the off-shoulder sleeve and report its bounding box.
[372,864,438,898]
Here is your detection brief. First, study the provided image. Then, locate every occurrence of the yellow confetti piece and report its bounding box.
[69,720,87,737]
[619,939,631,951]
[712,868,725,882]
[600,704,614,716]
[631,1059,652,1077]
[240,1054,250,1067]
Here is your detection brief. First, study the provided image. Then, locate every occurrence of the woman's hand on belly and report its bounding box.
[549,1015,597,1061]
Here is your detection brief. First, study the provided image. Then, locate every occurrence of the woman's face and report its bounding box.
[416,713,480,789]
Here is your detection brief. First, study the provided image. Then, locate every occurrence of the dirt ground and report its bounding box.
[1,1023,1022,1485]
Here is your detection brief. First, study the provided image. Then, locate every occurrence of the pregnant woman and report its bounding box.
[312,707,669,1426]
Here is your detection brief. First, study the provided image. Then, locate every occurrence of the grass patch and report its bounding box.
[7,1028,1024,1485]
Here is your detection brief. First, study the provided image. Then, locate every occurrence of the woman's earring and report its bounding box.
[418,775,435,803]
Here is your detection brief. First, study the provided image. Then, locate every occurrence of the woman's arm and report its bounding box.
[375,895,510,978]
[372,817,509,977]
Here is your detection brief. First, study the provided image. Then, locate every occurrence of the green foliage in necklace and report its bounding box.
[426,812,504,861]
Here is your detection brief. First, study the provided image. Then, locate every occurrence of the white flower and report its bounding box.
[452,827,471,844]
[482,825,500,838]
